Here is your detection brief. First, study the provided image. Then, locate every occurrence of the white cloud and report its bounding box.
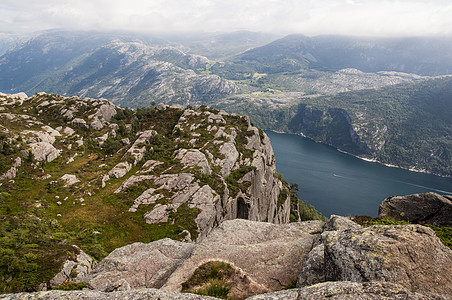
[1,0,452,36]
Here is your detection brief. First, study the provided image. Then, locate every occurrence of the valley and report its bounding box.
[1,31,451,177]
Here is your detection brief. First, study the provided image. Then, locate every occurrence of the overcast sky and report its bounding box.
[1,0,452,36]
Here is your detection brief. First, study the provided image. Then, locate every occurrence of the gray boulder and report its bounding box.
[87,238,196,291]
[29,142,61,162]
[162,219,325,298]
[379,192,452,227]
[247,281,449,300]
[323,215,361,231]
[48,246,96,289]
[323,224,452,295]
[296,244,325,287]
[0,288,218,300]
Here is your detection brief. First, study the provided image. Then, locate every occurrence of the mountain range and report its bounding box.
[0,30,451,177]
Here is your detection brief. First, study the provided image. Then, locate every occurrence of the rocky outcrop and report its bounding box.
[379,192,452,227]
[297,215,359,288]
[248,281,449,300]
[48,246,96,289]
[322,224,452,295]
[3,281,448,300]
[0,93,308,294]
[87,239,196,291]
[60,174,80,187]
[0,289,218,300]
[29,141,61,162]
[162,219,325,297]
[0,157,21,180]
[110,106,293,241]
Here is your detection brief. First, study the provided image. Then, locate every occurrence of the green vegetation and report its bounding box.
[284,278,298,289]
[225,166,256,198]
[53,282,88,291]
[425,225,452,249]
[182,261,233,299]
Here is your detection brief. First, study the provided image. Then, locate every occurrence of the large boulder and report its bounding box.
[48,246,96,289]
[296,244,325,287]
[162,219,325,298]
[296,215,361,288]
[248,281,449,300]
[323,224,452,295]
[0,288,217,300]
[87,238,196,291]
[323,215,361,231]
[29,142,61,162]
[379,192,452,227]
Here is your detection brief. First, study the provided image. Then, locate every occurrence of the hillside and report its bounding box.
[0,31,238,108]
[213,77,452,177]
[1,31,451,176]
[0,92,323,293]
[215,34,452,76]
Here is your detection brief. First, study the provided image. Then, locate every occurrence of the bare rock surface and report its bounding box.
[29,142,61,162]
[108,162,132,179]
[0,157,21,180]
[379,192,452,227]
[248,281,449,300]
[175,149,212,175]
[48,246,96,289]
[60,174,80,187]
[323,224,452,295]
[323,215,361,231]
[296,244,325,288]
[87,238,196,291]
[0,289,218,300]
[162,219,325,297]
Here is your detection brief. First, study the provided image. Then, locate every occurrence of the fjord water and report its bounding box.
[267,131,452,218]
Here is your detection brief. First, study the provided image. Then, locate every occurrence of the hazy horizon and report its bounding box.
[1,0,452,37]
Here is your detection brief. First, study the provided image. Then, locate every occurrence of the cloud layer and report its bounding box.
[1,0,452,36]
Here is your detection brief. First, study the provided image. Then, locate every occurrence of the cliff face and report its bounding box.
[0,92,291,292]
[287,104,371,155]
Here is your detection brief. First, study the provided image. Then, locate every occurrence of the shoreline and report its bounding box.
[268,130,451,179]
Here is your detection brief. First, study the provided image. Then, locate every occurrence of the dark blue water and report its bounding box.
[267,131,452,218]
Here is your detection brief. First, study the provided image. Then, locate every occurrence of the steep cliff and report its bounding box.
[0,92,309,293]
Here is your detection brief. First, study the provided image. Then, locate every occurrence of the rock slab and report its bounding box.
[162,219,325,297]
[379,192,452,227]
[323,224,452,295]
[87,238,196,291]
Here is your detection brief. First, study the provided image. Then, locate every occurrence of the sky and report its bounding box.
[1,0,452,36]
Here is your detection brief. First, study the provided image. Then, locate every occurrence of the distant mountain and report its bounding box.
[0,31,238,108]
[164,30,281,60]
[1,30,452,176]
[215,35,452,76]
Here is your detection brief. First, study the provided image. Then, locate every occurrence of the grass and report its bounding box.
[182,261,233,299]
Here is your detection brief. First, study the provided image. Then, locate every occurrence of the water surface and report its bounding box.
[267,131,452,218]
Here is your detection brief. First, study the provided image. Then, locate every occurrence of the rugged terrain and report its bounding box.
[0,92,323,292]
[1,212,451,299]
[1,31,451,176]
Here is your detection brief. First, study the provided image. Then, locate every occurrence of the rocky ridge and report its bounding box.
[0,92,305,292]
